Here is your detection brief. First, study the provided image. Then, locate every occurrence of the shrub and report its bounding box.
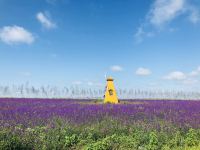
[146,131,159,150]
[185,128,199,147]
[85,134,118,150]
[65,134,79,147]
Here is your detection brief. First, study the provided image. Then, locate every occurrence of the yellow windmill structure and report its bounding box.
[104,77,119,104]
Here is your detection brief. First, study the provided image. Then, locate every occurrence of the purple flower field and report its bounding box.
[1,98,200,129]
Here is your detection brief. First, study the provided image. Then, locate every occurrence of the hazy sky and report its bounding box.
[0,0,200,91]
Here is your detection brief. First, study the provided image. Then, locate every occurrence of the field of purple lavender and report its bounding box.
[1,98,200,149]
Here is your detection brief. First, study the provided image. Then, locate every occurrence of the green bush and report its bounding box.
[85,134,118,150]
[65,134,79,147]
[1,121,200,150]
[185,128,199,147]
[146,131,159,150]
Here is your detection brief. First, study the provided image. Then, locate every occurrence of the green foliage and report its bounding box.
[85,134,118,150]
[185,128,199,147]
[168,130,184,148]
[1,121,200,150]
[65,134,79,147]
[117,135,139,149]
[146,131,159,150]
[0,129,33,150]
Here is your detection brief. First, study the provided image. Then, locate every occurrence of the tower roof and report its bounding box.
[107,77,114,81]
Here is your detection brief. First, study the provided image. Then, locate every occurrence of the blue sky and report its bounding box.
[0,0,200,91]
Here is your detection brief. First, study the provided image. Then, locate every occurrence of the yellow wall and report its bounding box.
[104,77,119,104]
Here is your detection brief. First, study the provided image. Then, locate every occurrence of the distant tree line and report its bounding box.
[0,84,200,100]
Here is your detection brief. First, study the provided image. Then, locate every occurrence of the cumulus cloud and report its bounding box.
[134,0,200,43]
[136,67,152,76]
[110,65,123,72]
[163,71,186,80]
[36,12,56,29]
[0,25,34,45]
[163,67,200,86]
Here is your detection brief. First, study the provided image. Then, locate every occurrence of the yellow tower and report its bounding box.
[104,77,119,104]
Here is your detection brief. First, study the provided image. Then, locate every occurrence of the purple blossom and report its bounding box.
[0,98,200,129]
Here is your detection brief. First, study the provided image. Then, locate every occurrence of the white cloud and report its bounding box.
[149,0,185,27]
[188,66,200,77]
[0,26,34,45]
[148,0,200,26]
[134,26,155,43]
[188,7,200,24]
[134,0,200,43]
[163,67,200,86]
[136,67,152,76]
[163,71,186,80]
[110,65,123,72]
[189,71,199,77]
[36,12,56,29]
[134,27,145,43]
